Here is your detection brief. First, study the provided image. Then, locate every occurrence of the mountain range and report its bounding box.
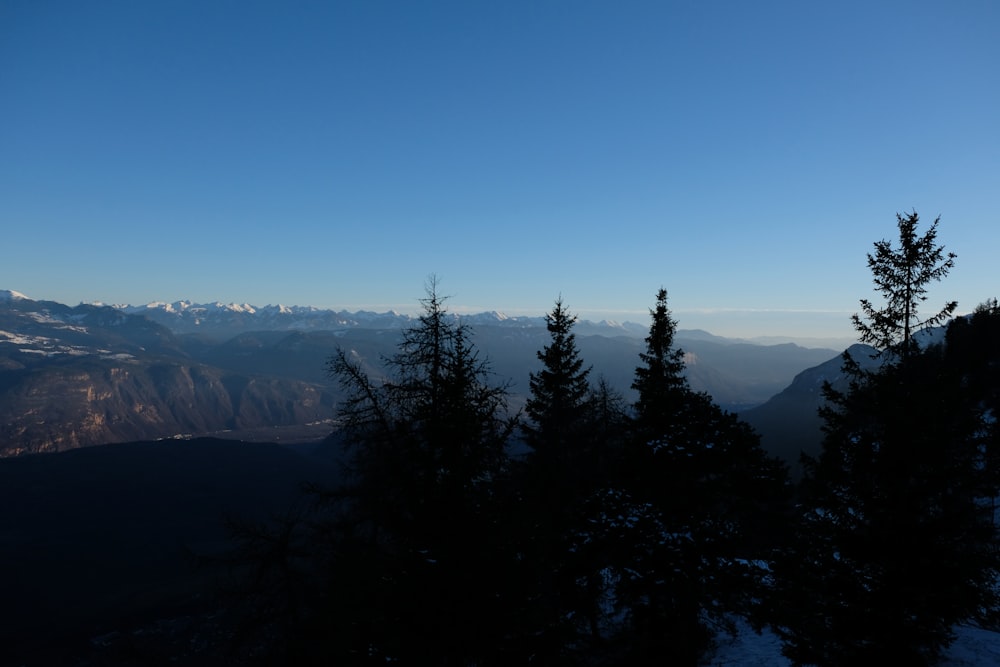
[1,289,845,459]
[106,296,856,348]
[1,290,994,664]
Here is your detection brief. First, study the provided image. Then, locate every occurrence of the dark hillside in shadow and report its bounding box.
[0,437,337,666]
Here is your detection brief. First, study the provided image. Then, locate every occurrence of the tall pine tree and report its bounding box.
[515,297,607,662]
[852,210,957,361]
[602,288,787,664]
[523,296,593,471]
[631,288,688,440]
[322,278,518,664]
[773,213,999,665]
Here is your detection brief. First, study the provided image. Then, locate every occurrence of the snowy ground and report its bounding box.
[707,620,1000,666]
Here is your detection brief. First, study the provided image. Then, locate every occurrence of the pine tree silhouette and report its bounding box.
[773,215,999,665]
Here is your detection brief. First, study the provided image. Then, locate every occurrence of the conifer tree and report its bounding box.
[776,344,999,665]
[631,288,688,439]
[773,214,999,665]
[523,296,593,470]
[852,210,957,361]
[322,278,517,664]
[330,278,514,516]
[514,297,605,661]
[604,288,788,664]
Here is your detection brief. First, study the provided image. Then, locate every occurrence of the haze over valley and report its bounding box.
[0,287,842,457]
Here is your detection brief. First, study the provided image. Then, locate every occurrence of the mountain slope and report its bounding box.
[0,295,335,455]
[739,344,879,472]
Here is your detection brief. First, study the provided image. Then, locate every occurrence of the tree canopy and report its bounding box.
[774,213,999,666]
[852,210,957,361]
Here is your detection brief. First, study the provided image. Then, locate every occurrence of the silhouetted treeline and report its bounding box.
[222,214,1000,666]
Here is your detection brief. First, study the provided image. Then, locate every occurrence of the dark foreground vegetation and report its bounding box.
[0,438,338,666]
[3,212,999,665]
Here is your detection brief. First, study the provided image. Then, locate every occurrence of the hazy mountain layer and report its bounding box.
[739,344,880,473]
[1,290,841,456]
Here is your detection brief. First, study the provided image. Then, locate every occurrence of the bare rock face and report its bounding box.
[0,296,335,456]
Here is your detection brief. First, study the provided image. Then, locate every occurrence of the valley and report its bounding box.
[0,290,843,459]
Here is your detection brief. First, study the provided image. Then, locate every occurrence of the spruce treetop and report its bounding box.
[632,288,688,435]
[852,211,957,361]
[524,296,592,460]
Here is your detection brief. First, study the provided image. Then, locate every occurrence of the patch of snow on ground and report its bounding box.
[0,331,53,346]
[706,620,1000,666]
[706,618,790,667]
[27,311,63,325]
[943,625,1000,666]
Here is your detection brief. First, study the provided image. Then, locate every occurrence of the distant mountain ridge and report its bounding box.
[1,289,843,456]
[5,289,854,347]
[104,298,860,348]
[101,297,651,340]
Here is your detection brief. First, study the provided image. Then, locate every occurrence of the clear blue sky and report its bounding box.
[2,1,997,340]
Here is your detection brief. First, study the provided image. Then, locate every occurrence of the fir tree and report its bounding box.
[773,215,999,665]
[631,288,688,440]
[523,296,593,470]
[322,278,518,664]
[515,297,605,662]
[776,344,999,665]
[606,288,788,664]
[852,210,957,361]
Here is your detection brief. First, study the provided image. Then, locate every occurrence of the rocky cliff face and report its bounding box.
[1,358,335,456]
[0,295,335,456]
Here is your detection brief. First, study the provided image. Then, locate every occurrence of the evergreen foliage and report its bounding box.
[523,297,593,469]
[584,375,631,471]
[322,278,518,664]
[631,288,688,439]
[852,210,957,361]
[329,278,514,523]
[773,215,999,666]
[777,335,1000,665]
[604,289,788,664]
[218,270,1000,666]
[514,298,618,663]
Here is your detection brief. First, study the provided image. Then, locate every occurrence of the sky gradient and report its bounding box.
[2,1,997,341]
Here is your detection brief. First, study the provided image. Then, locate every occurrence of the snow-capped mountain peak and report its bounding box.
[0,289,29,301]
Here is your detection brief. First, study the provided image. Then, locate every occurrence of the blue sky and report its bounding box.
[2,1,997,340]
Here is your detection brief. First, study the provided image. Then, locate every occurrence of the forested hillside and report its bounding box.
[208,213,1000,665]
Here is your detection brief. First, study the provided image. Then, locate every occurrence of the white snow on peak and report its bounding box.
[129,300,264,315]
[0,289,29,301]
[140,301,176,312]
[87,301,130,309]
[194,301,256,314]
